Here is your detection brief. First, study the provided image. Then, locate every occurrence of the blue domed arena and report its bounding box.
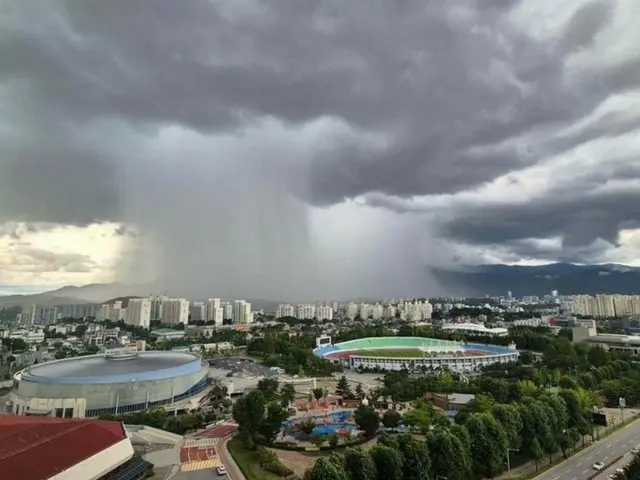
[313,336,518,373]
[10,351,209,418]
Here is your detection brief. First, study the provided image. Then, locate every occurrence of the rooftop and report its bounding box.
[0,415,127,480]
[21,351,203,384]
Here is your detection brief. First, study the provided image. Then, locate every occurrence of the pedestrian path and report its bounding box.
[180,458,222,472]
[184,437,219,447]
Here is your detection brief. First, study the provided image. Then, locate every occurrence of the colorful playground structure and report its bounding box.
[282,410,359,438]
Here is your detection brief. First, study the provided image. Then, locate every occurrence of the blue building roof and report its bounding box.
[21,351,204,384]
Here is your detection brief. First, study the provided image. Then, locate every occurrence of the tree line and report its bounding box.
[248,335,342,377]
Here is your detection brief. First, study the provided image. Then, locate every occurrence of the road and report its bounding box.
[218,435,245,480]
[535,419,640,480]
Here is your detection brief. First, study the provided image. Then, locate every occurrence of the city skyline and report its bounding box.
[1,1,639,300]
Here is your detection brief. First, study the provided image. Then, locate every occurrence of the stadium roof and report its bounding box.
[21,351,203,384]
[0,415,126,480]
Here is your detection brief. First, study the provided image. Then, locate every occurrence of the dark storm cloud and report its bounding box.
[0,0,638,292]
[436,184,640,260]
[2,0,610,208]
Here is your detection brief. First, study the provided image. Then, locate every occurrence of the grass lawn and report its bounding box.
[355,349,426,358]
[227,438,281,480]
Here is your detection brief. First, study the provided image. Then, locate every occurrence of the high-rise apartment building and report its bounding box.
[276,304,295,318]
[346,303,359,319]
[190,302,206,322]
[206,298,221,323]
[316,305,334,321]
[97,301,125,322]
[233,300,253,324]
[20,305,37,325]
[161,298,190,325]
[222,302,233,321]
[126,298,151,328]
[296,304,315,320]
[151,295,168,322]
[571,294,640,317]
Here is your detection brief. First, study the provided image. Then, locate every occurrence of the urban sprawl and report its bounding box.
[2,291,640,480]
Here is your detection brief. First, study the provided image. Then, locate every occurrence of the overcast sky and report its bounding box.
[1,0,639,300]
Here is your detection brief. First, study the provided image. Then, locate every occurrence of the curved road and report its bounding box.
[219,434,245,480]
[535,418,640,480]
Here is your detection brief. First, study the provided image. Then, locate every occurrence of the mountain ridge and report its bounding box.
[432,262,640,297]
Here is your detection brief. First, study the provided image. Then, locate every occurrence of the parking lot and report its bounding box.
[207,356,277,378]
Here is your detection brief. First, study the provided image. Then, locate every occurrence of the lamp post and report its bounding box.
[506,447,519,476]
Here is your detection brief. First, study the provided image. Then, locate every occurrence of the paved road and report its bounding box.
[218,435,245,480]
[535,419,640,480]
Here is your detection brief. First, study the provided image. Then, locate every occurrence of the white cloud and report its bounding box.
[0,222,124,289]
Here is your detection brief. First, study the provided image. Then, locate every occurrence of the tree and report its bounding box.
[396,434,431,480]
[531,437,544,472]
[381,409,402,429]
[257,378,279,401]
[519,350,534,365]
[426,430,471,480]
[232,390,266,445]
[304,457,348,480]
[336,376,354,399]
[344,447,377,480]
[491,403,523,449]
[622,452,640,479]
[280,383,296,408]
[313,435,328,448]
[466,413,506,479]
[300,419,316,436]
[378,432,399,450]
[355,383,366,400]
[353,405,380,438]
[587,345,609,367]
[259,403,288,443]
[369,445,403,480]
[313,388,324,401]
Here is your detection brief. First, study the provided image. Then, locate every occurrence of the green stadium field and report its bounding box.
[352,349,426,358]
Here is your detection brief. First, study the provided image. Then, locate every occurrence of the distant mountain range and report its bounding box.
[0,263,638,308]
[0,283,281,311]
[432,263,640,297]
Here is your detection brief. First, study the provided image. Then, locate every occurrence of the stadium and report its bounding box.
[8,351,209,418]
[313,336,518,372]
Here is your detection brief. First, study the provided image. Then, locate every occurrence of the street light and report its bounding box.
[506,447,519,476]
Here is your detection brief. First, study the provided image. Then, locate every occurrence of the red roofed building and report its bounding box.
[0,415,136,480]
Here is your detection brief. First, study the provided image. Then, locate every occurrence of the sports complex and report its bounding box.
[9,350,210,418]
[313,336,518,372]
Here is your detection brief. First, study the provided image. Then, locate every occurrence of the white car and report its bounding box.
[593,461,605,471]
[632,445,640,455]
[216,465,227,476]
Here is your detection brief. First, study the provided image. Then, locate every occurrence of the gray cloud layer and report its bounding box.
[1,0,639,297]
